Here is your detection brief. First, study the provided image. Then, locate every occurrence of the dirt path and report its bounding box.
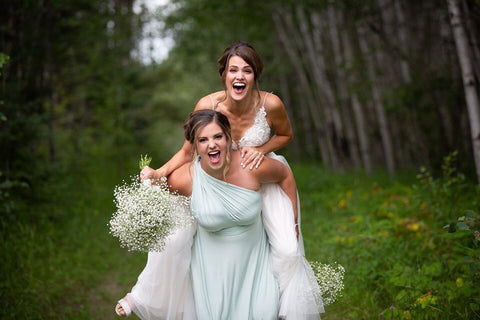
[86,274,139,320]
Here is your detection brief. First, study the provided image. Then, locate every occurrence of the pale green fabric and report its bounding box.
[190,157,279,319]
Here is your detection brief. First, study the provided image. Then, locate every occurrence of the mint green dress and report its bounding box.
[190,157,279,319]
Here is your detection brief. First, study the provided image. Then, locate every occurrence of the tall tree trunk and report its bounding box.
[45,20,56,164]
[293,7,342,168]
[352,95,373,173]
[277,60,301,160]
[341,18,373,174]
[328,6,361,168]
[357,21,396,176]
[448,0,480,182]
[49,90,58,163]
[461,0,480,84]
[310,10,347,166]
[434,6,457,148]
[295,85,317,158]
[393,0,412,82]
[272,9,331,166]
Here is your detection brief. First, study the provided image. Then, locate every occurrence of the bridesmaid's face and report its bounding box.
[196,122,228,173]
[225,55,255,101]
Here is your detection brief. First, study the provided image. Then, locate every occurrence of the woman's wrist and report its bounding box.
[154,168,164,181]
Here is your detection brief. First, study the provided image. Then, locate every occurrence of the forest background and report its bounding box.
[1,0,480,319]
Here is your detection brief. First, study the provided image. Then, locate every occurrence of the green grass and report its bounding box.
[0,158,146,319]
[1,155,479,319]
[294,159,480,319]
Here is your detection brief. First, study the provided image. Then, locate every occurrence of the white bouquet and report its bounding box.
[109,155,193,252]
[310,261,345,306]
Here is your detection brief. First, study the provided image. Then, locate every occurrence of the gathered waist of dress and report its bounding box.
[197,215,263,238]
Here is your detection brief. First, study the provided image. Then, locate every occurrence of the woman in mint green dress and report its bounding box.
[116,110,300,319]
[189,156,279,319]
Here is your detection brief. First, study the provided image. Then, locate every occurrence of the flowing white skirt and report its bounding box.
[126,153,324,319]
[263,153,324,319]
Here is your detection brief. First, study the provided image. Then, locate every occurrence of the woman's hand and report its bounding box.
[140,166,166,183]
[240,147,265,170]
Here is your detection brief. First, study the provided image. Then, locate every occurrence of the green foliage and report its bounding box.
[139,154,152,170]
[295,156,480,319]
[0,154,479,318]
[0,155,146,319]
[0,178,29,215]
[413,151,472,223]
[0,53,9,76]
[0,1,161,219]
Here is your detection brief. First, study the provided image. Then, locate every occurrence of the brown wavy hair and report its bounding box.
[217,41,264,92]
[184,110,232,178]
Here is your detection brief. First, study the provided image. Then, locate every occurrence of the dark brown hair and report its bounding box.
[184,110,232,176]
[217,42,264,90]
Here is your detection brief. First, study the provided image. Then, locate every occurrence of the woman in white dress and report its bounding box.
[118,42,324,319]
[146,42,293,179]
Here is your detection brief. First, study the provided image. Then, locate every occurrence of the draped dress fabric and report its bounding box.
[190,158,279,319]
[126,93,324,319]
[220,93,325,319]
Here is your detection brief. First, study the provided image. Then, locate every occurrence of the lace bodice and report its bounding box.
[210,92,272,151]
[232,106,271,151]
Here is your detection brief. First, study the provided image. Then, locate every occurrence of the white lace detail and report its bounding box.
[232,106,271,151]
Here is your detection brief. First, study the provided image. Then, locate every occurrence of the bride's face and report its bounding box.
[225,55,255,101]
[196,122,229,174]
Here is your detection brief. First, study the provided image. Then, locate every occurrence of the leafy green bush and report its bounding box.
[295,153,480,319]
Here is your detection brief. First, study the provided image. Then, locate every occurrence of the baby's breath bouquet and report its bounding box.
[109,155,193,252]
[310,261,345,306]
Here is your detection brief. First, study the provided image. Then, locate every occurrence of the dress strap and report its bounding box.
[262,92,271,108]
[209,95,215,110]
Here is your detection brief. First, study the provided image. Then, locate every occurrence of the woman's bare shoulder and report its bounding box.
[195,91,226,110]
[262,92,290,131]
[262,92,285,113]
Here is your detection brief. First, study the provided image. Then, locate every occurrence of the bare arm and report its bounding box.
[144,140,192,181]
[260,93,294,153]
[141,96,213,182]
[241,93,293,169]
[166,162,193,196]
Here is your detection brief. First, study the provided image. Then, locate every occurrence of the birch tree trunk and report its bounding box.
[461,0,480,85]
[327,5,361,167]
[357,21,396,176]
[278,66,302,160]
[273,9,332,166]
[341,17,373,174]
[435,6,457,148]
[295,85,317,158]
[309,10,346,160]
[294,7,343,167]
[393,0,411,82]
[448,0,480,182]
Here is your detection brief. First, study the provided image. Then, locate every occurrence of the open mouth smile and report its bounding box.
[208,151,221,164]
[232,83,246,94]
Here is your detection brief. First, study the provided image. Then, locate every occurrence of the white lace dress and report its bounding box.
[125,95,324,319]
